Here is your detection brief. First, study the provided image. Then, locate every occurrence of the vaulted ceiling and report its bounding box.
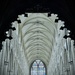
[0,0,75,50]
[12,13,60,66]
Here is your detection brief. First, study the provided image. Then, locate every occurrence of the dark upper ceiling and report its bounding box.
[0,0,75,49]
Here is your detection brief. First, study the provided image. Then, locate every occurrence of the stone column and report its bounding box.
[0,41,6,75]
[14,59,18,75]
[71,40,75,75]
[63,49,68,75]
[66,38,71,75]
[67,38,72,62]
[0,49,2,74]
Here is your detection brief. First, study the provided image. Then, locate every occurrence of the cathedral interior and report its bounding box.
[0,0,75,75]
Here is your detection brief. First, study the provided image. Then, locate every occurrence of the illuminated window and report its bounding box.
[31,60,46,75]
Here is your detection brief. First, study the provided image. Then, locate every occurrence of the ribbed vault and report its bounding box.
[17,13,58,66]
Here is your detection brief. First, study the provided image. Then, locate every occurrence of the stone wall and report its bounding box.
[47,27,75,75]
[0,29,29,75]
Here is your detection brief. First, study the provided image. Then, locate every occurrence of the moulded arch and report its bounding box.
[26,50,50,58]
[25,45,51,55]
[22,21,55,36]
[23,32,54,45]
[21,14,56,31]
[25,40,51,50]
[29,59,47,75]
[25,43,52,53]
[30,59,47,68]
[25,37,52,48]
[28,54,49,62]
[28,57,49,66]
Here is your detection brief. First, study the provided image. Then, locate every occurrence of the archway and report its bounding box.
[30,60,46,75]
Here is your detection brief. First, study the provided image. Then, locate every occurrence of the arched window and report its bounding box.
[30,60,46,75]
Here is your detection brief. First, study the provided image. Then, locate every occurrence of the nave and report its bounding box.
[0,13,75,75]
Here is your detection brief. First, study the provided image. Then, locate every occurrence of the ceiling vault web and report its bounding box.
[12,13,59,66]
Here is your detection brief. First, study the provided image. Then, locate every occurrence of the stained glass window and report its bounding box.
[31,60,46,75]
